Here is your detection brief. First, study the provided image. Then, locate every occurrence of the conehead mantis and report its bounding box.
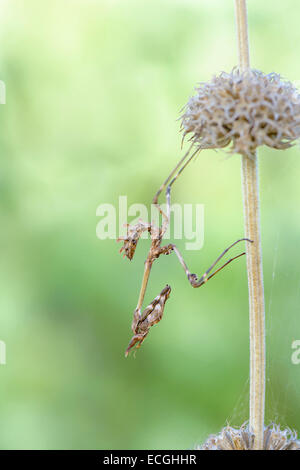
[118,145,252,356]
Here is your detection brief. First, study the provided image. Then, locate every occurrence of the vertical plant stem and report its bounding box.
[234,0,265,449]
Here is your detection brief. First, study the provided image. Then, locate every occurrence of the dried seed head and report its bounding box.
[181,69,300,158]
[197,424,300,450]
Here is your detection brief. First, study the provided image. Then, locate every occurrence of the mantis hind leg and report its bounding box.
[153,145,201,235]
[172,238,253,288]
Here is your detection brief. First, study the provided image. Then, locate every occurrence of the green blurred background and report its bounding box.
[1,0,300,450]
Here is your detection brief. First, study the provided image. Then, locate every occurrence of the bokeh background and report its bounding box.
[0,0,300,450]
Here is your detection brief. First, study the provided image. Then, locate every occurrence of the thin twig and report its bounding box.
[234,0,266,450]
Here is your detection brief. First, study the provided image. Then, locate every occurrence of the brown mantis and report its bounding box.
[118,145,252,356]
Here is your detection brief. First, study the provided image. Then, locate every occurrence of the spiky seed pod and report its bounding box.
[197,424,300,450]
[181,69,300,158]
